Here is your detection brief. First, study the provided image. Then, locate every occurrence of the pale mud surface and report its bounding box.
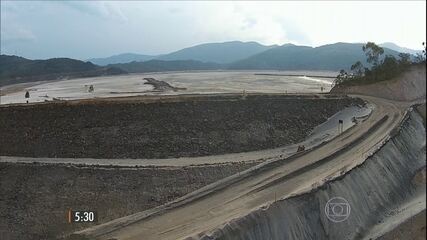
[0,71,335,105]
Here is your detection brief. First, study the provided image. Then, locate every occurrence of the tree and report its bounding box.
[333,41,421,88]
[398,53,412,72]
[362,42,384,66]
[423,41,426,58]
[335,69,349,85]
[415,42,426,63]
[350,61,364,77]
[379,55,400,80]
[398,53,411,66]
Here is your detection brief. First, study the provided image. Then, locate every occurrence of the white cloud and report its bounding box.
[1,1,425,59]
[58,1,128,22]
[1,27,36,42]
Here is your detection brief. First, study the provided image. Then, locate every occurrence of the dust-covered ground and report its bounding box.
[0,71,335,104]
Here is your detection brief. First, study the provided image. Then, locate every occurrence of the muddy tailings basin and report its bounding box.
[0,94,363,159]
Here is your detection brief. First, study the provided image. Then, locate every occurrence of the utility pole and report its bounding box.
[338,120,343,134]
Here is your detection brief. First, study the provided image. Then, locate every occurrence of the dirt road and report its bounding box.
[75,95,408,240]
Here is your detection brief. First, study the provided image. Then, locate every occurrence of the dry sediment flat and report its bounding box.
[75,95,409,240]
[0,71,335,105]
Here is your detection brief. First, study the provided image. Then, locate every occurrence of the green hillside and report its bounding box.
[110,59,222,73]
[156,41,276,64]
[0,55,125,86]
[229,43,401,71]
[88,53,158,66]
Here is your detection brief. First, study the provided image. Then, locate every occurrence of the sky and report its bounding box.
[1,1,426,60]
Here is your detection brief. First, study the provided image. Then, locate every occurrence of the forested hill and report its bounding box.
[228,43,401,71]
[156,41,277,64]
[88,53,157,66]
[0,55,125,86]
[109,59,222,73]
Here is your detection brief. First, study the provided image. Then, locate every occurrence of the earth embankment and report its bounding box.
[0,94,363,159]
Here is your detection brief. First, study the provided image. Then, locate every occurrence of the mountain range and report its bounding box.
[111,59,221,73]
[228,42,401,70]
[88,53,157,66]
[89,41,418,66]
[379,42,423,55]
[105,42,402,72]
[88,41,276,66]
[155,41,277,64]
[1,41,420,86]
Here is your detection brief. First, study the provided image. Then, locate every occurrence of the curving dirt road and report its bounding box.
[74,95,409,240]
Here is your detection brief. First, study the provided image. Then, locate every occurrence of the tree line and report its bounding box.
[334,42,426,86]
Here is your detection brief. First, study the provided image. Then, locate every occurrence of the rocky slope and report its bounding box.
[0,95,363,159]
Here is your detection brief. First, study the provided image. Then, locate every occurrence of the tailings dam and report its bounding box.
[0,93,365,239]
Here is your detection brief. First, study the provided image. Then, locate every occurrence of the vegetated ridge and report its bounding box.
[379,42,423,55]
[109,59,222,73]
[87,41,420,66]
[0,55,125,87]
[155,41,277,64]
[87,53,158,66]
[228,42,401,71]
[331,41,426,101]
